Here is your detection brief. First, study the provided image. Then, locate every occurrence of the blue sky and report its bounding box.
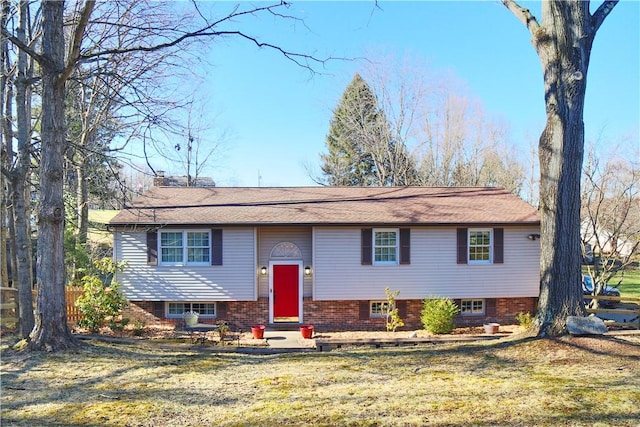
[155,0,639,187]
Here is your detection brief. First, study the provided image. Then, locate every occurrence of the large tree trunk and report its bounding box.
[1,0,11,290]
[13,0,36,337]
[10,177,35,337]
[503,0,618,336]
[535,2,591,335]
[27,0,77,351]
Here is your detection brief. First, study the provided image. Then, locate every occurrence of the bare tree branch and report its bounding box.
[76,2,335,72]
[500,0,540,35]
[592,0,619,33]
[0,27,47,66]
[61,0,95,83]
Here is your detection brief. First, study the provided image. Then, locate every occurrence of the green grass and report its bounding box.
[88,210,120,224]
[616,269,640,299]
[87,210,119,246]
[2,334,640,426]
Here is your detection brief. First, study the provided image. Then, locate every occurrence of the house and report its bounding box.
[108,186,541,330]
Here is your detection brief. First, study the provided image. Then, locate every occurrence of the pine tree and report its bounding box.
[320,73,381,186]
[320,73,419,187]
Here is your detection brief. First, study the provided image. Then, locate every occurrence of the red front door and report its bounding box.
[273,264,299,321]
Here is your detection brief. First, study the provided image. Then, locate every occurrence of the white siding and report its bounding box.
[114,228,256,301]
[313,226,540,300]
[257,227,312,297]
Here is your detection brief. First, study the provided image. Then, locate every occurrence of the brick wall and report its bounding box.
[126,297,537,331]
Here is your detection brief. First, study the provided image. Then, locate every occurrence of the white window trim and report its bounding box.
[373,228,399,266]
[166,302,217,319]
[460,299,485,316]
[370,301,392,318]
[468,228,493,265]
[159,229,212,266]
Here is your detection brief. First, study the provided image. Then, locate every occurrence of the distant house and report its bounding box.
[109,186,540,330]
[581,221,637,262]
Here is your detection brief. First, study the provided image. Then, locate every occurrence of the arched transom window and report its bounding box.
[270,242,302,259]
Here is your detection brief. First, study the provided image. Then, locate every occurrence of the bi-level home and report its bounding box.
[109,185,540,330]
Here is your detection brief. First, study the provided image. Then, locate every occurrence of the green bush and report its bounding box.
[76,258,128,332]
[109,317,130,333]
[421,297,459,334]
[131,319,147,336]
[515,312,534,329]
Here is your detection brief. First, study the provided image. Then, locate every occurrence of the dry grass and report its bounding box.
[2,332,640,426]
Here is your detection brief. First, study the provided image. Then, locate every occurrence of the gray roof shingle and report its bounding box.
[109,186,540,226]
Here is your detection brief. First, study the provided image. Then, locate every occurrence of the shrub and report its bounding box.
[384,287,405,332]
[216,321,230,340]
[515,311,534,329]
[421,297,459,334]
[131,319,146,336]
[108,317,130,333]
[76,258,128,332]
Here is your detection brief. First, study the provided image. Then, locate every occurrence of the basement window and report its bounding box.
[167,302,216,318]
[460,299,485,316]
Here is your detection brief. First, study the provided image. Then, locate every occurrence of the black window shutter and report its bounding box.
[211,229,223,266]
[147,231,158,265]
[361,229,372,265]
[493,228,504,264]
[396,300,407,319]
[453,299,462,316]
[359,301,370,320]
[456,228,468,264]
[152,301,164,318]
[216,301,227,318]
[399,228,410,265]
[485,298,497,317]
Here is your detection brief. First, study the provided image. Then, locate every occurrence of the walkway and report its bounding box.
[261,329,316,350]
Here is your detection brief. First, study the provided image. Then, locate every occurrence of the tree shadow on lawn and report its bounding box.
[551,334,640,360]
[1,339,255,426]
[2,333,639,426]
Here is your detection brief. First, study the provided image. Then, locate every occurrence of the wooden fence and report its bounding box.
[585,295,640,329]
[0,287,18,328]
[0,286,85,328]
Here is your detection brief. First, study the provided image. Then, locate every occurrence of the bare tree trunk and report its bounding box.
[2,0,35,336]
[0,194,7,290]
[13,0,35,337]
[503,0,618,336]
[1,0,10,290]
[535,2,590,335]
[28,0,77,350]
[76,160,88,245]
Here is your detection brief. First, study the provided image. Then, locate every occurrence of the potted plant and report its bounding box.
[300,325,314,339]
[483,323,500,334]
[251,324,266,339]
[183,311,199,327]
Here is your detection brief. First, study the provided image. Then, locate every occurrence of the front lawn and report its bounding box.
[616,269,640,300]
[2,334,639,426]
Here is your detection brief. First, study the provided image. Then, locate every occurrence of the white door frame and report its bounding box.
[269,260,303,324]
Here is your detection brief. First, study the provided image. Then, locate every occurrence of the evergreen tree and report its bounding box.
[320,73,419,187]
[320,73,380,186]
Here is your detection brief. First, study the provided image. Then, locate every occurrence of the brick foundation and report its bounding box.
[126,297,537,331]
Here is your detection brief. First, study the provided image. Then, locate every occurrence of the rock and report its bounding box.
[407,331,417,338]
[566,316,608,336]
